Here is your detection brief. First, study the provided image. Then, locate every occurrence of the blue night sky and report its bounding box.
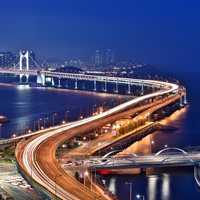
[0,0,200,72]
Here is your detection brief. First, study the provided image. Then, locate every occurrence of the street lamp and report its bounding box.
[38,118,43,130]
[136,194,145,200]
[52,112,57,126]
[43,117,48,128]
[125,182,133,200]
[65,110,69,122]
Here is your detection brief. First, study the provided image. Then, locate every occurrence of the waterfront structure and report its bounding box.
[14,73,186,199]
[0,54,188,199]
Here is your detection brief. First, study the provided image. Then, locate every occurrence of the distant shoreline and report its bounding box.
[0,83,17,87]
[0,82,130,98]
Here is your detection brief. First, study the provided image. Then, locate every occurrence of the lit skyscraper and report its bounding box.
[93,49,114,66]
[104,49,114,65]
[94,50,103,66]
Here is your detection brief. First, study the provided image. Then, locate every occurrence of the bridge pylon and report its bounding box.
[19,50,30,83]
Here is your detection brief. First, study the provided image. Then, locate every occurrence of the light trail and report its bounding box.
[16,78,182,200]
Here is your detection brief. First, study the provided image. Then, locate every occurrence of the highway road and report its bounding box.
[15,79,182,200]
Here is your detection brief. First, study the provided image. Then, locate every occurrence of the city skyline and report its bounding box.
[0,1,200,199]
[0,1,200,72]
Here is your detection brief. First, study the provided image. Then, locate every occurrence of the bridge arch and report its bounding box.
[103,150,138,158]
[155,147,188,156]
[161,155,194,164]
[103,150,121,158]
[194,164,200,187]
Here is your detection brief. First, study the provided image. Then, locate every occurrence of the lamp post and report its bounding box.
[65,110,69,122]
[38,118,42,130]
[52,112,57,126]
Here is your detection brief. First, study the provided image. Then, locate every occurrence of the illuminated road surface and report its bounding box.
[16,79,181,200]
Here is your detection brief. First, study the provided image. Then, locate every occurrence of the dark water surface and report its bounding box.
[103,72,200,200]
[0,85,123,138]
[0,71,199,199]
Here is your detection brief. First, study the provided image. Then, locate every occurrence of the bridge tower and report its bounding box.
[19,50,30,83]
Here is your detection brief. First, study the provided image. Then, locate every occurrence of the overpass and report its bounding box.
[0,121,76,149]
[0,68,186,100]
[76,148,200,170]
[13,74,187,200]
[1,51,187,200]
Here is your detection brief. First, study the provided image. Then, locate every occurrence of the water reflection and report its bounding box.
[0,86,124,138]
[118,107,188,157]
[148,175,158,200]
[103,106,192,200]
[161,174,170,200]
[108,177,116,195]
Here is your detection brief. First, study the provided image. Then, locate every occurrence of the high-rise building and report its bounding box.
[104,49,114,65]
[64,59,83,68]
[93,49,115,66]
[94,50,103,66]
[0,52,16,67]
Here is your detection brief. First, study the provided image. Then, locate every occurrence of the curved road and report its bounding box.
[15,79,182,200]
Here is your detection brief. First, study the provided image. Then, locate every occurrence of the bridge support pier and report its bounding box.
[128,83,131,94]
[19,74,23,83]
[183,88,187,104]
[94,80,97,91]
[180,96,184,107]
[104,81,107,92]
[37,72,45,86]
[179,87,187,107]
[183,94,187,105]
[51,77,55,87]
[19,74,29,83]
[25,74,29,83]
[180,94,187,107]
[58,78,61,88]
[141,83,144,95]
[75,79,78,89]
[115,81,118,93]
